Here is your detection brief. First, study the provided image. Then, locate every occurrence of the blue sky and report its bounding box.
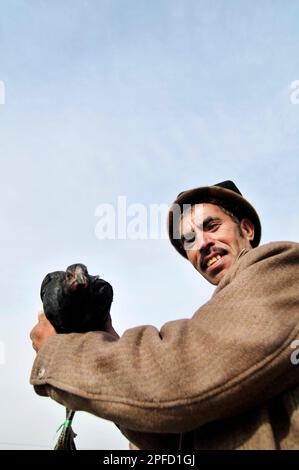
[0,0,298,449]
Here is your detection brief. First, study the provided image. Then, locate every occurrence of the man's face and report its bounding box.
[179,203,254,285]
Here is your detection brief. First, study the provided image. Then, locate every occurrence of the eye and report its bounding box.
[182,234,196,251]
[207,223,220,232]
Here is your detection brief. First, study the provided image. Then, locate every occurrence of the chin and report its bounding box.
[208,270,227,286]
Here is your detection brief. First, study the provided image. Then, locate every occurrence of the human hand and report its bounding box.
[30,311,119,353]
[30,311,56,353]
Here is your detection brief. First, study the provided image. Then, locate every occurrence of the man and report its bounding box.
[30,181,299,449]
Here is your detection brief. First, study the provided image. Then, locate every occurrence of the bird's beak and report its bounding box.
[76,273,87,285]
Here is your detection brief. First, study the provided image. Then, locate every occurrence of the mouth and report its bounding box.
[206,254,222,268]
[201,250,228,272]
[75,273,87,285]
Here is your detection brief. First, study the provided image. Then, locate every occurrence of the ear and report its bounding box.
[240,218,255,242]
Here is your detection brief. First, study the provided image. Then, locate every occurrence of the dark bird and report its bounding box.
[40,263,114,450]
[40,263,113,333]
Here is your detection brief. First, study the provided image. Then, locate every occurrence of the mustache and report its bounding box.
[200,247,228,270]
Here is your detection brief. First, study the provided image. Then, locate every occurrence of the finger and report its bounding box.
[38,311,46,321]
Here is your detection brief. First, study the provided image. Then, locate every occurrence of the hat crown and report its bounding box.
[214,180,242,196]
[177,180,242,199]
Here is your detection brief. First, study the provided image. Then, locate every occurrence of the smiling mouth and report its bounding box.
[201,250,228,272]
[206,254,222,268]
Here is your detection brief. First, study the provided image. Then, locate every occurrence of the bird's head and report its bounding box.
[66,264,89,291]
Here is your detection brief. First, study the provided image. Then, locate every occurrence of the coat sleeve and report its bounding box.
[116,425,181,450]
[30,242,299,435]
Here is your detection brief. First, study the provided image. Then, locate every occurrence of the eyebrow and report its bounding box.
[180,216,220,241]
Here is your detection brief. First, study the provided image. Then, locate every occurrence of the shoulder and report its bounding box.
[241,241,299,263]
[255,240,299,252]
[234,241,299,277]
[218,241,299,291]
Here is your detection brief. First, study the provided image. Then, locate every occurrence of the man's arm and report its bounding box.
[30,241,299,435]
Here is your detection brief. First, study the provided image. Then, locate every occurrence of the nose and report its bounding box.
[197,232,214,254]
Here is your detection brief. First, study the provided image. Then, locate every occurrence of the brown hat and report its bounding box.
[167,180,261,259]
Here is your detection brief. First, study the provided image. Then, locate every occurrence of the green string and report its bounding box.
[56,419,72,434]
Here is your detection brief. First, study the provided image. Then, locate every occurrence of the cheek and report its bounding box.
[187,251,198,267]
[217,227,239,248]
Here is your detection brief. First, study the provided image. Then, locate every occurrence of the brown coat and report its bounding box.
[30,241,299,449]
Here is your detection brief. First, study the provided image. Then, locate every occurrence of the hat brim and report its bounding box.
[168,185,261,258]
